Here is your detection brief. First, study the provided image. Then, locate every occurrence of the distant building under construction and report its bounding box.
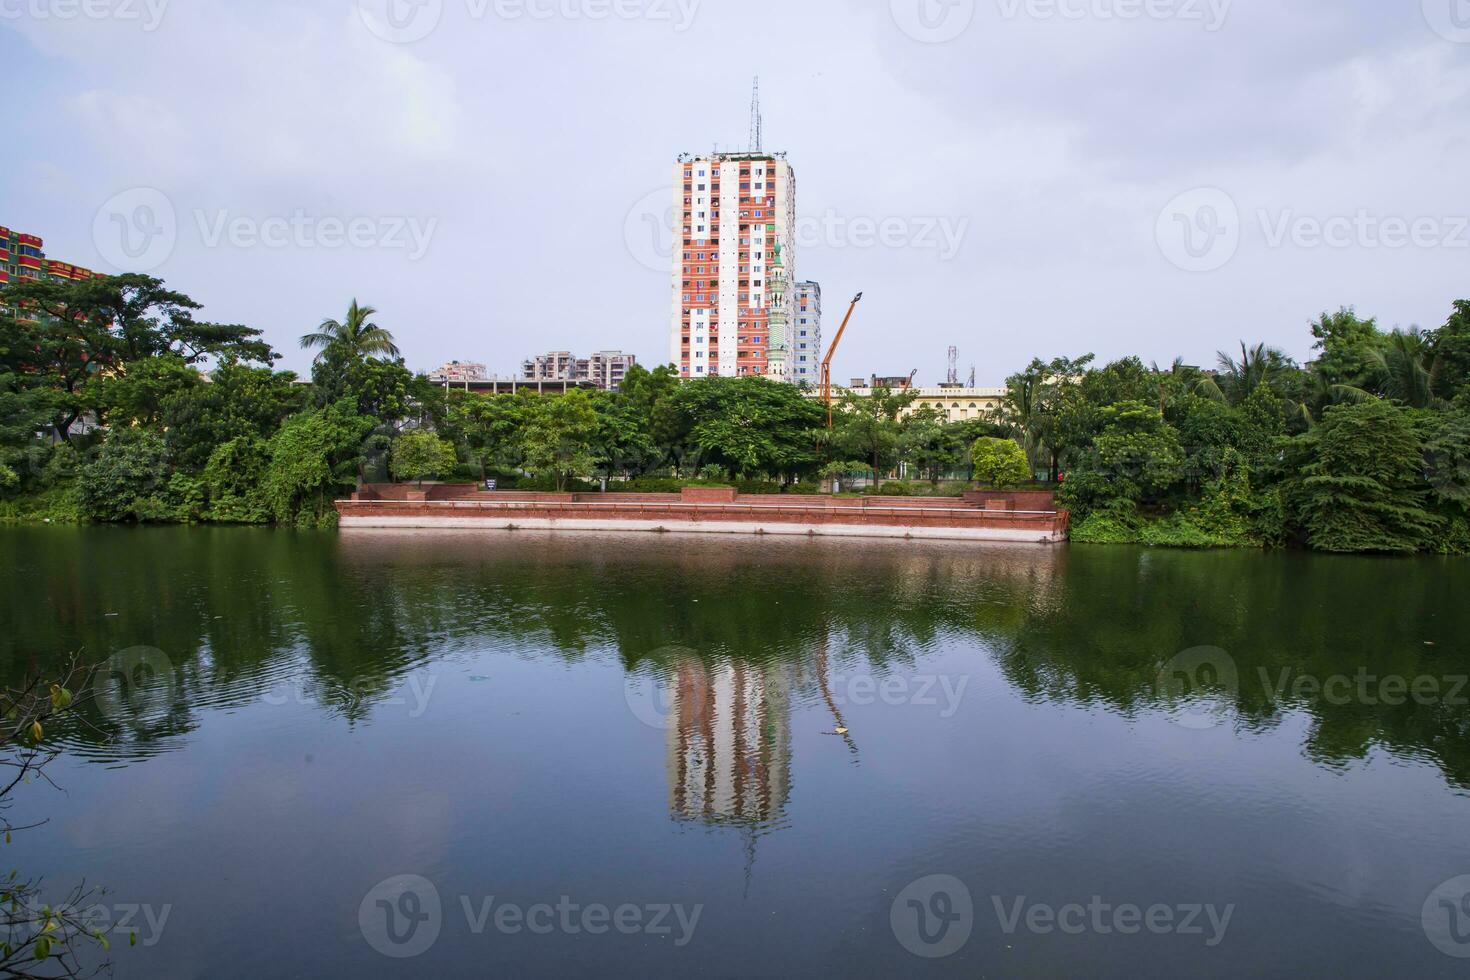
[521,350,636,390]
[427,361,488,383]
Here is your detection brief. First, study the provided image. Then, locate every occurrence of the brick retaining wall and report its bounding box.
[339,486,1067,543]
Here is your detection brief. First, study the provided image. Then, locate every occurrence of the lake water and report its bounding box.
[3,526,1469,977]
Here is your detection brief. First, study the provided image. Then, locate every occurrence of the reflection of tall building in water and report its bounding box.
[666,661,792,826]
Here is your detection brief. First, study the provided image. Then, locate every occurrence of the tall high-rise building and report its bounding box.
[668,152,797,380]
[791,281,822,385]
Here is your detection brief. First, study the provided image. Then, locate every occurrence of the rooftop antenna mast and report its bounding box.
[749,76,763,153]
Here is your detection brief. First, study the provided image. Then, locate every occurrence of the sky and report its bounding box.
[2,0,1468,384]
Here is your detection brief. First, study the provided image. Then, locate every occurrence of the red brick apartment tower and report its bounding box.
[668,152,797,380]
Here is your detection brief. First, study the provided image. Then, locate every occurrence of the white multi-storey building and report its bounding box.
[428,361,488,383]
[521,350,637,390]
[792,281,822,385]
[669,152,797,381]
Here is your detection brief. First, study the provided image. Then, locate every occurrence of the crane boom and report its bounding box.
[819,292,863,428]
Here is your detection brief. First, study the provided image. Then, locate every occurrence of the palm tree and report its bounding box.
[1204,342,1294,405]
[1372,328,1441,409]
[299,299,400,363]
[992,363,1046,475]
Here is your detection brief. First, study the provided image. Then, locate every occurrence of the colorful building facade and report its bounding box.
[669,152,798,381]
[0,225,94,290]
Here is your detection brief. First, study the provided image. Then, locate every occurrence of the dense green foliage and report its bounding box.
[1012,302,1470,553]
[3,274,1468,553]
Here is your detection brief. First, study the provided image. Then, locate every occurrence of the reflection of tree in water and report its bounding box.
[987,546,1470,789]
[3,526,1468,791]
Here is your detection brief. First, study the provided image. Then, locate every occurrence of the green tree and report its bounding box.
[1309,307,1386,390]
[1369,328,1440,409]
[819,460,868,494]
[520,390,600,491]
[665,376,824,479]
[446,392,525,480]
[592,393,659,479]
[899,406,959,483]
[832,384,917,481]
[0,315,59,491]
[1202,342,1299,406]
[3,274,271,441]
[1423,406,1470,510]
[971,437,1031,489]
[1290,400,1439,553]
[263,399,375,526]
[391,430,458,486]
[88,355,202,429]
[1428,299,1470,398]
[162,361,306,471]
[203,436,272,524]
[1060,400,1184,518]
[76,429,176,522]
[993,354,1094,480]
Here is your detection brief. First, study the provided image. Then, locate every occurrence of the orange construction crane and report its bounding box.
[819,292,863,428]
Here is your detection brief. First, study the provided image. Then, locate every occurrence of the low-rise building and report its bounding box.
[428,361,488,383]
[813,384,1006,423]
[521,350,637,390]
[1,224,95,293]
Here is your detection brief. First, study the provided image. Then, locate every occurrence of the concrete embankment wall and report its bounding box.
[338,486,1069,544]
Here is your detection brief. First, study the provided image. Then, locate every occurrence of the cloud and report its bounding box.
[6,0,1468,380]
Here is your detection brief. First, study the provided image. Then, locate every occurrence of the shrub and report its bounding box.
[76,429,173,523]
[608,477,684,493]
[879,481,916,496]
[0,483,83,524]
[971,437,1031,489]
[1070,512,1141,544]
[204,437,271,524]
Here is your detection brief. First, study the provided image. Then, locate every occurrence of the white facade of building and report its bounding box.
[792,281,822,385]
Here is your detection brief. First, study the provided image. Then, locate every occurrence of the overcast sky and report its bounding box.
[3,0,1468,383]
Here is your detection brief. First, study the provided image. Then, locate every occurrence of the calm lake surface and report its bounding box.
[3,526,1469,977]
